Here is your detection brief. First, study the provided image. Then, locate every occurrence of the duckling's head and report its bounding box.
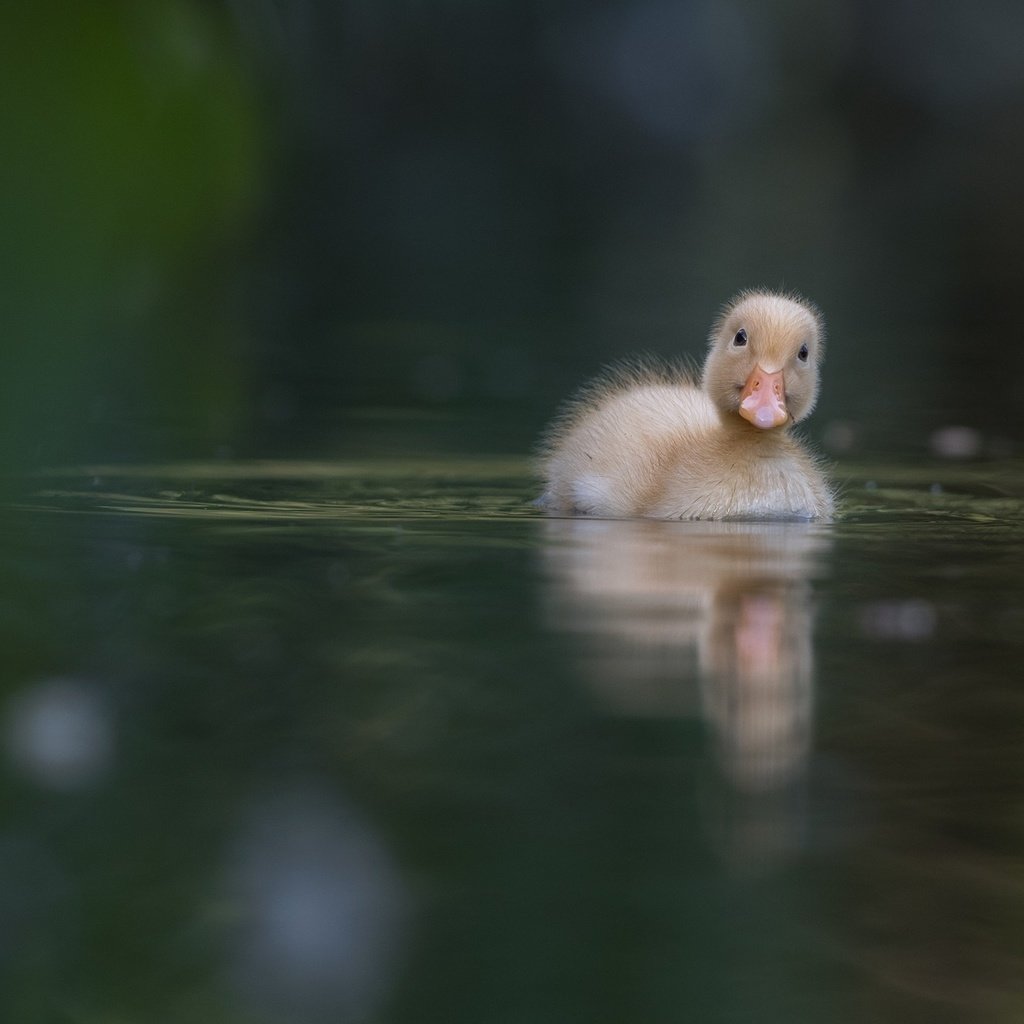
[702,290,825,430]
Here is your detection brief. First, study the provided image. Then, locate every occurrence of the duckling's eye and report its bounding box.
[733,329,747,347]
[798,344,809,362]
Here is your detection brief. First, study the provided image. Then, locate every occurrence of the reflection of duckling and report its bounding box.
[541,519,826,792]
[538,291,834,520]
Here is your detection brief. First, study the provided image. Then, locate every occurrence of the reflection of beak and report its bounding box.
[739,367,788,429]
[735,594,784,681]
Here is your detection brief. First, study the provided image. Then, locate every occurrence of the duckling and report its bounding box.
[537,290,834,520]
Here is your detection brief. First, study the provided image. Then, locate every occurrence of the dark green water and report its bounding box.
[4,455,1024,1023]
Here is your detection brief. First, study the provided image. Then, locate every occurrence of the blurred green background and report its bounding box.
[4,0,1024,469]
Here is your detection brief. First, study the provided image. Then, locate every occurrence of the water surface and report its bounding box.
[4,455,1024,1022]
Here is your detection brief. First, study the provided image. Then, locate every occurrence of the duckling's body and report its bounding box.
[538,291,834,521]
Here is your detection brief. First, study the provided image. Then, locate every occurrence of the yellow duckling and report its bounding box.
[537,290,834,520]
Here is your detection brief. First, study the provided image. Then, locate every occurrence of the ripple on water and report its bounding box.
[15,457,1024,531]
[22,459,539,524]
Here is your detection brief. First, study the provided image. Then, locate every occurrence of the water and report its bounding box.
[4,453,1024,1022]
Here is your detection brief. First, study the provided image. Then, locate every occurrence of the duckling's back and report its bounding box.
[537,365,717,517]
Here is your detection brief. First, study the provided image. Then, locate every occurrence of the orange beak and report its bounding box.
[739,367,788,430]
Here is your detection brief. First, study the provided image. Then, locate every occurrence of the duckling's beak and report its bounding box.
[739,367,788,429]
